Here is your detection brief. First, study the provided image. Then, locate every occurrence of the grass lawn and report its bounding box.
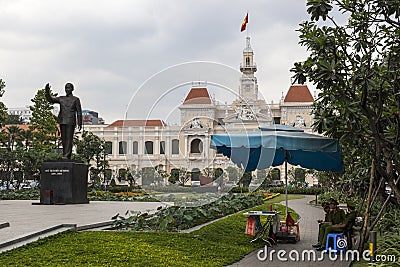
[0,194,304,267]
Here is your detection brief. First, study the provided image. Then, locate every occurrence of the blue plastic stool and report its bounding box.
[325,233,346,253]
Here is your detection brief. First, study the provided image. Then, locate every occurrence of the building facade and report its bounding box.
[7,106,60,124]
[85,37,315,185]
[82,109,104,125]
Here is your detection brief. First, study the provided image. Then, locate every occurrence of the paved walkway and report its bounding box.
[0,200,167,244]
[1,196,353,266]
[229,195,351,267]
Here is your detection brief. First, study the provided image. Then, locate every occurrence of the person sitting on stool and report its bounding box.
[314,199,345,250]
[312,202,331,248]
[316,200,356,251]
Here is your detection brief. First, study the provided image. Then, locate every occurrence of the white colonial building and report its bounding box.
[84,37,315,185]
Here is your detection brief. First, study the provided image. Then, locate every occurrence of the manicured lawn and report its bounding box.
[0,194,303,266]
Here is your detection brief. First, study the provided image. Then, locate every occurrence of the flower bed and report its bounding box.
[112,193,267,232]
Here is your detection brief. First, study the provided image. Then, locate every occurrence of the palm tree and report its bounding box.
[20,128,33,151]
[6,125,22,150]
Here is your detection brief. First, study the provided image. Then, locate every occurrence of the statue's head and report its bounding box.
[65,83,74,95]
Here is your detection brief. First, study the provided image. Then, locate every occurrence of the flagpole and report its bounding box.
[246,10,249,38]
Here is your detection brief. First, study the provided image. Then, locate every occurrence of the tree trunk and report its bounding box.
[359,159,375,253]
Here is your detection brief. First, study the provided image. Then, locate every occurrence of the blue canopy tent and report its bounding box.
[210,125,344,216]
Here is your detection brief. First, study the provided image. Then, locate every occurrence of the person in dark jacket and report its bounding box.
[45,83,82,159]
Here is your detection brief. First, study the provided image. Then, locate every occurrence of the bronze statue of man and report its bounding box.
[45,83,82,159]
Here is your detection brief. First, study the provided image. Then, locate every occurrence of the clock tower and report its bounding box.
[239,36,258,102]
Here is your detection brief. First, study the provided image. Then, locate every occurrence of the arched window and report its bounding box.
[132,141,138,154]
[105,141,112,155]
[145,141,154,154]
[119,141,127,155]
[246,57,250,66]
[160,141,165,154]
[172,139,179,155]
[190,138,203,153]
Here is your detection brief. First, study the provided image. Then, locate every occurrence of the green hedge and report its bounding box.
[260,186,324,195]
[230,186,249,193]
[100,185,142,193]
[88,191,158,202]
[229,186,324,195]
[0,189,40,200]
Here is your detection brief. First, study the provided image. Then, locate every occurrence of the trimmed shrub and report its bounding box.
[261,186,324,195]
[0,189,40,200]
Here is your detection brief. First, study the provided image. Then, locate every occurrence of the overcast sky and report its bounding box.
[0,0,316,124]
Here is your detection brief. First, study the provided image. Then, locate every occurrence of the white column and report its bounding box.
[184,134,188,158]
[113,127,118,159]
[139,127,144,154]
[155,127,159,155]
[204,134,209,158]
[166,134,170,156]
[127,127,132,155]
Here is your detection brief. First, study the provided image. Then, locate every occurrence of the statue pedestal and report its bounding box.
[40,161,89,204]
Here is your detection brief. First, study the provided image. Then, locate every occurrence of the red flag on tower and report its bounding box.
[241,13,248,32]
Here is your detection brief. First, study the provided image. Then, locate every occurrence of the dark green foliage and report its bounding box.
[74,130,109,187]
[372,207,400,267]
[0,79,8,127]
[306,0,333,21]
[4,114,25,124]
[292,0,400,203]
[230,186,249,193]
[0,189,40,200]
[213,167,224,181]
[168,168,179,184]
[112,193,264,231]
[376,205,400,234]
[87,190,158,202]
[29,88,58,153]
[238,171,252,187]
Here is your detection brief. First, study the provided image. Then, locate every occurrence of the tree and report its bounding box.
[20,128,33,151]
[0,149,18,189]
[178,168,190,186]
[19,149,44,181]
[126,168,137,187]
[202,167,213,178]
[238,171,253,187]
[292,0,400,250]
[213,168,224,181]
[169,168,179,184]
[5,125,23,150]
[0,79,8,128]
[292,0,399,203]
[155,167,168,186]
[74,131,109,186]
[29,88,59,153]
[5,114,25,125]
[269,168,281,181]
[118,169,128,182]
